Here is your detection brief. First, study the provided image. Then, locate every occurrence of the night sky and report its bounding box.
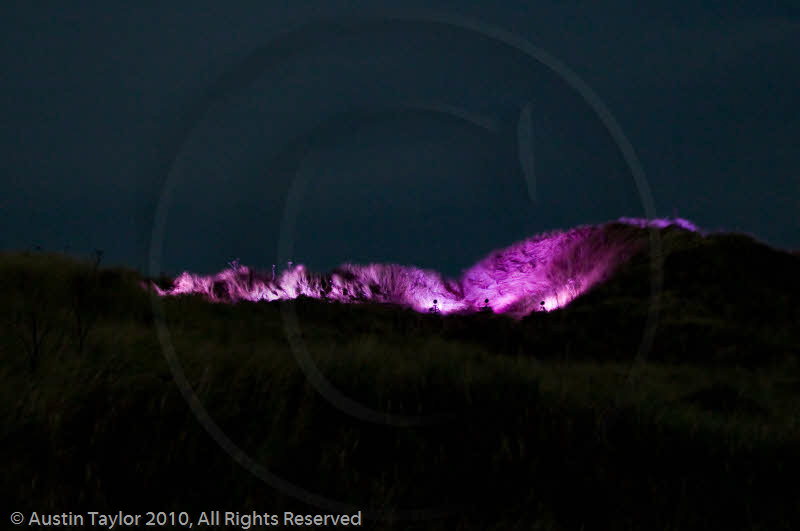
[2,1,798,277]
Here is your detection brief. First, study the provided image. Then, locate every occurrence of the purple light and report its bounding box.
[153,218,698,319]
[618,216,699,232]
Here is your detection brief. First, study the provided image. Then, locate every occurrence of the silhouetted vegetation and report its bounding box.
[1,229,798,530]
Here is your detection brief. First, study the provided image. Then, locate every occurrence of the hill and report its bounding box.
[0,222,798,530]
[154,218,696,317]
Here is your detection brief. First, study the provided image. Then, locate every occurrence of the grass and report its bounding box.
[0,233,799,530]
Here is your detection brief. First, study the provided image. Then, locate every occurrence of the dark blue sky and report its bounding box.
[2,1,798,276]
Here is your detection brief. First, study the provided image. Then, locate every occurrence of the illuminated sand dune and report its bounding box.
[153,218,698,318]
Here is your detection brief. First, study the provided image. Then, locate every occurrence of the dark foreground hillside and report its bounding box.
[1,227,798,530]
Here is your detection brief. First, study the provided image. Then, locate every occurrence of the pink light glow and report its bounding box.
[153,218,698,319]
